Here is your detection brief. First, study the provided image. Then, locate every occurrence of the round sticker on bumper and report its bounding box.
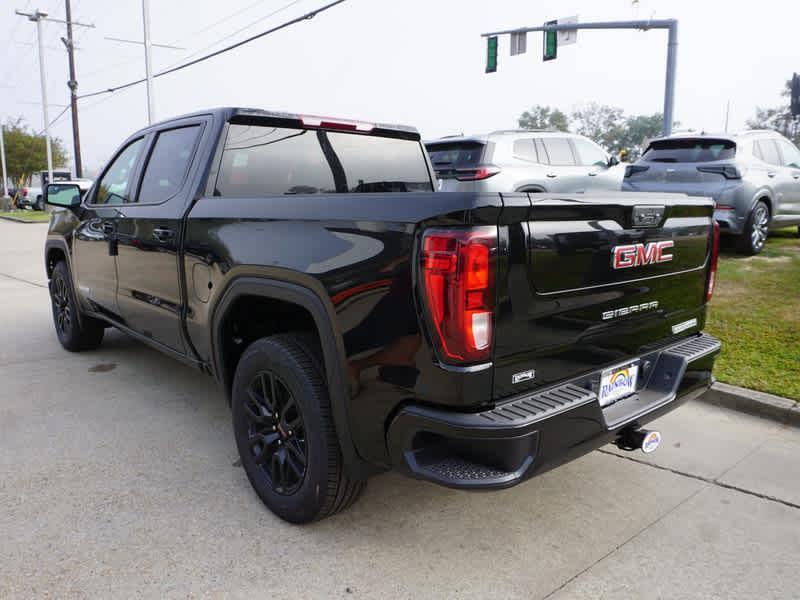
[642,431,661,453]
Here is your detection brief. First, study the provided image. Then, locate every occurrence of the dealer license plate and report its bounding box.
[598,363,639,407]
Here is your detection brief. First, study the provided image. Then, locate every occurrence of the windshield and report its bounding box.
[642,139,736,163]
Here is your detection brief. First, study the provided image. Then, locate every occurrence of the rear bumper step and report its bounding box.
[386,333,720,489]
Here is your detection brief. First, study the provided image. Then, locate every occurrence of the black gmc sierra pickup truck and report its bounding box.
[44,107,721,523]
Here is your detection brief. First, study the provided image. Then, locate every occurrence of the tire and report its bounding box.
[231,333,365,523]
[34,195,44,211]
[737,200,770,255]
[49,261,105,351]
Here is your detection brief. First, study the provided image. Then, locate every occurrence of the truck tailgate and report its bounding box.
[493,192,715,399]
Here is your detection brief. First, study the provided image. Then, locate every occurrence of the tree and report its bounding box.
[2,117,69,184]
[518,105,569,131]
[747,80,799,145]
[570,103,626,153]
[618,113,664,159]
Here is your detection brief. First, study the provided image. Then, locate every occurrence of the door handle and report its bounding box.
[546,173,557,178]
[102,221,118,256]
[588,171,598,176]
[767,171,776,178]
[793,174,800,179]
[152,227,175,242]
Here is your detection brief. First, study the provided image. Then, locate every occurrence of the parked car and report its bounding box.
[18,170,72,210]
[623,131,800,254]
[425,130,623,193]
[44,107,720,523]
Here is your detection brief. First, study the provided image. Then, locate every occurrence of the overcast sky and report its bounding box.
[1,0,797,175]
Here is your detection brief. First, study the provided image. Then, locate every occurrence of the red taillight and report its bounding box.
[454,166,501,181]
[420,227,496,363]
[705,220,720,302]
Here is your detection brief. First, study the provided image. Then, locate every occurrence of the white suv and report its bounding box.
[425,130,624,194]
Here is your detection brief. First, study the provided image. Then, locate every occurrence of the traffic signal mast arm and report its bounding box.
[480,19,678,137]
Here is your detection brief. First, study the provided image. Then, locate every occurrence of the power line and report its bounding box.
[162,0,304,71]
[77,0,347,101]
[179,0,272,41]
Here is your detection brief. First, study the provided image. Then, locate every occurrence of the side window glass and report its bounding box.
[94,138,145,205]
[757,140,781,166]
[542,137,576,166]
[572,138,609,167]
[137,125,201,203]
[777,139,800,168]
[512,138,539,162]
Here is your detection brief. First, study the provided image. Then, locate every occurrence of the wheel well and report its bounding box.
[756,196,772,217]
[218,294,320,396]
[45,247,66,278]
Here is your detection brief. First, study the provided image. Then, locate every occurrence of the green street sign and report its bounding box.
[486,36,498,73]
[543,20,557,61]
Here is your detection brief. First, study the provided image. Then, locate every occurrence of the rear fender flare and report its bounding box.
[210,276,366,474]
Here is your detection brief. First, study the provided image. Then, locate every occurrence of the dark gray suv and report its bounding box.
[623,131,800,254]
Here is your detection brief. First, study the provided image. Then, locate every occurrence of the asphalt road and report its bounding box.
[1,219,798,599]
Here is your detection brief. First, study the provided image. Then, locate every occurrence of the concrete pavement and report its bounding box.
[0,220,798,599]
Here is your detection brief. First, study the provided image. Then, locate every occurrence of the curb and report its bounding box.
[0,215,49,224]
[699,381,800,426]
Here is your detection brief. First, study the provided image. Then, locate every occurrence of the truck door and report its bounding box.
[114,120,205,353]
[73,137,146,318]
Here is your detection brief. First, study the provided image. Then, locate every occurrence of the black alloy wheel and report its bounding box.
[244,370,307,495]
[49,261,104,351]
[231,334,365,523]
[51,270,72,335]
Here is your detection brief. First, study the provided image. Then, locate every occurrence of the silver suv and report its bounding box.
[425,130,623,194]
[623,131,800,254]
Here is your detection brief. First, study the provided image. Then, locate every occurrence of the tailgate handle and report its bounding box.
[632,205,666,228]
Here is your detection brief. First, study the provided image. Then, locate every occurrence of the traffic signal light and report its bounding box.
[543,20,557,61]
[486,36,498,73]
[791,73,800,118]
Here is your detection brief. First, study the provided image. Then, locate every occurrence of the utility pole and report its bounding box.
[1,124,9,199]
[16,7,93,182]
[481,19,680,137]
[142,0,155,124]
[63,0,82,177]
[16,9,53,184]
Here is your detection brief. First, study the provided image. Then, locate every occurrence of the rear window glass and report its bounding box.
[643,139,736,163]
[217,125,433,196]
[426,142,484,168]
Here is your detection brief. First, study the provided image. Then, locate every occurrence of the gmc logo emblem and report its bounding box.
[612,241,674,269]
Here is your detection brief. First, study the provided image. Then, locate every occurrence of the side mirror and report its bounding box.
[45,183,81,208]
[608,155,620,167]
